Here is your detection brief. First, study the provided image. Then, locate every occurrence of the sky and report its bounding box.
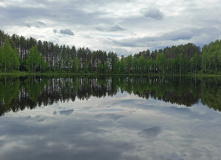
[0,0,221,56]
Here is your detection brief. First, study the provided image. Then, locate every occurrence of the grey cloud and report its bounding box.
[163,31,193,41]
[60,109,74,115]
[0,1,110,28]
[110,24,125,32]
[159,152,187,160]
[112,36,159,48]
[35,115,46,122]
[112,27,213,49]
[25,23,31,28]
[0,116,138,160]
[60,29,74,36]
[96,24,125,32]
[36,21,46,28]
[140,7,164,20]
[0,5,48,24]
[95,113,125,121]
[138,126,162,139]
[25,21,46,28]
[161,29,195,41]
[1,0,221,55]
[53,29,58,33]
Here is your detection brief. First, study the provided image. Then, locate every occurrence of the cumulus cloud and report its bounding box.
[140,7,164,20]
[60,29,74,36]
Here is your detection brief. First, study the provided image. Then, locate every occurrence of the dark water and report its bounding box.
[0,76,221,160]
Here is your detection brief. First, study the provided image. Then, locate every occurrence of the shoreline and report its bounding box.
[0,72,220,78]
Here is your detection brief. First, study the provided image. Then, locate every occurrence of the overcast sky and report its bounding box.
[0,0,221,56]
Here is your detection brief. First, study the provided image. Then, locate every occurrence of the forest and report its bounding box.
[0,30,221,74]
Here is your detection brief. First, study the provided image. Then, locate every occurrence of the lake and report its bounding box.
[0,76,221,160]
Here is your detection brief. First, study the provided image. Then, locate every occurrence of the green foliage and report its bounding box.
[156,53,166,73]
[26,45,48,72]
[138,55,145,73]
[178,53,184,74]
[0,38,20,72]
[201,40,221,73]
[113,57,120,73]
[1,29,221,75]
[66,54,72,71]
[126,55,133,73]
[119,56,126,73]
[73,56,80,73]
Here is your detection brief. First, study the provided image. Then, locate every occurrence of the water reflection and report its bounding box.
[0,76,221,116]
[0,76,221,160]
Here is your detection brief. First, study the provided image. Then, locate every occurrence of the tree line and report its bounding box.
[0,30,221,74]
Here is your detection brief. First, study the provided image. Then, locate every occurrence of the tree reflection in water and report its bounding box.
[0,76,221,116]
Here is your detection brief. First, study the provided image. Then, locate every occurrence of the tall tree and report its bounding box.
[12,48,20,70]
[183,54,189,74]
[2,38,19,72]
[73,56,80,73]
[26,45,45,72]
[126,55,133,73]
[66,54,72,71]
[178,53,184,74]
[138,55,145,73]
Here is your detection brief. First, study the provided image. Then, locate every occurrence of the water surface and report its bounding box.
[0,76,221,160]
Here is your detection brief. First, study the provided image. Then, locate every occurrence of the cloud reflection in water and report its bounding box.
[0,92,221,160]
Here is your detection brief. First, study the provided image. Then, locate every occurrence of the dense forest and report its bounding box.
[0,30,221,74]
[0,76,221,116]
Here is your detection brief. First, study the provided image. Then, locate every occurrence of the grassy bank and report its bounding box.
[0,71,221,78]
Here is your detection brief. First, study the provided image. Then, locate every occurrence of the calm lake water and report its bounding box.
[0,76,221,160]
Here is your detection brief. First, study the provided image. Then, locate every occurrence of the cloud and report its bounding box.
[60,29,74,36]
[0,114,138,160]
[138,126,162,139]
[140,7,164,20]
[25,21,46,28]
[60,109,74,115]
[96,24,125,32]
[111,27,220,50]
[36,21,46,28]
[162,29,194,41]
[95,113,125,121]
[1,0,221,54]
